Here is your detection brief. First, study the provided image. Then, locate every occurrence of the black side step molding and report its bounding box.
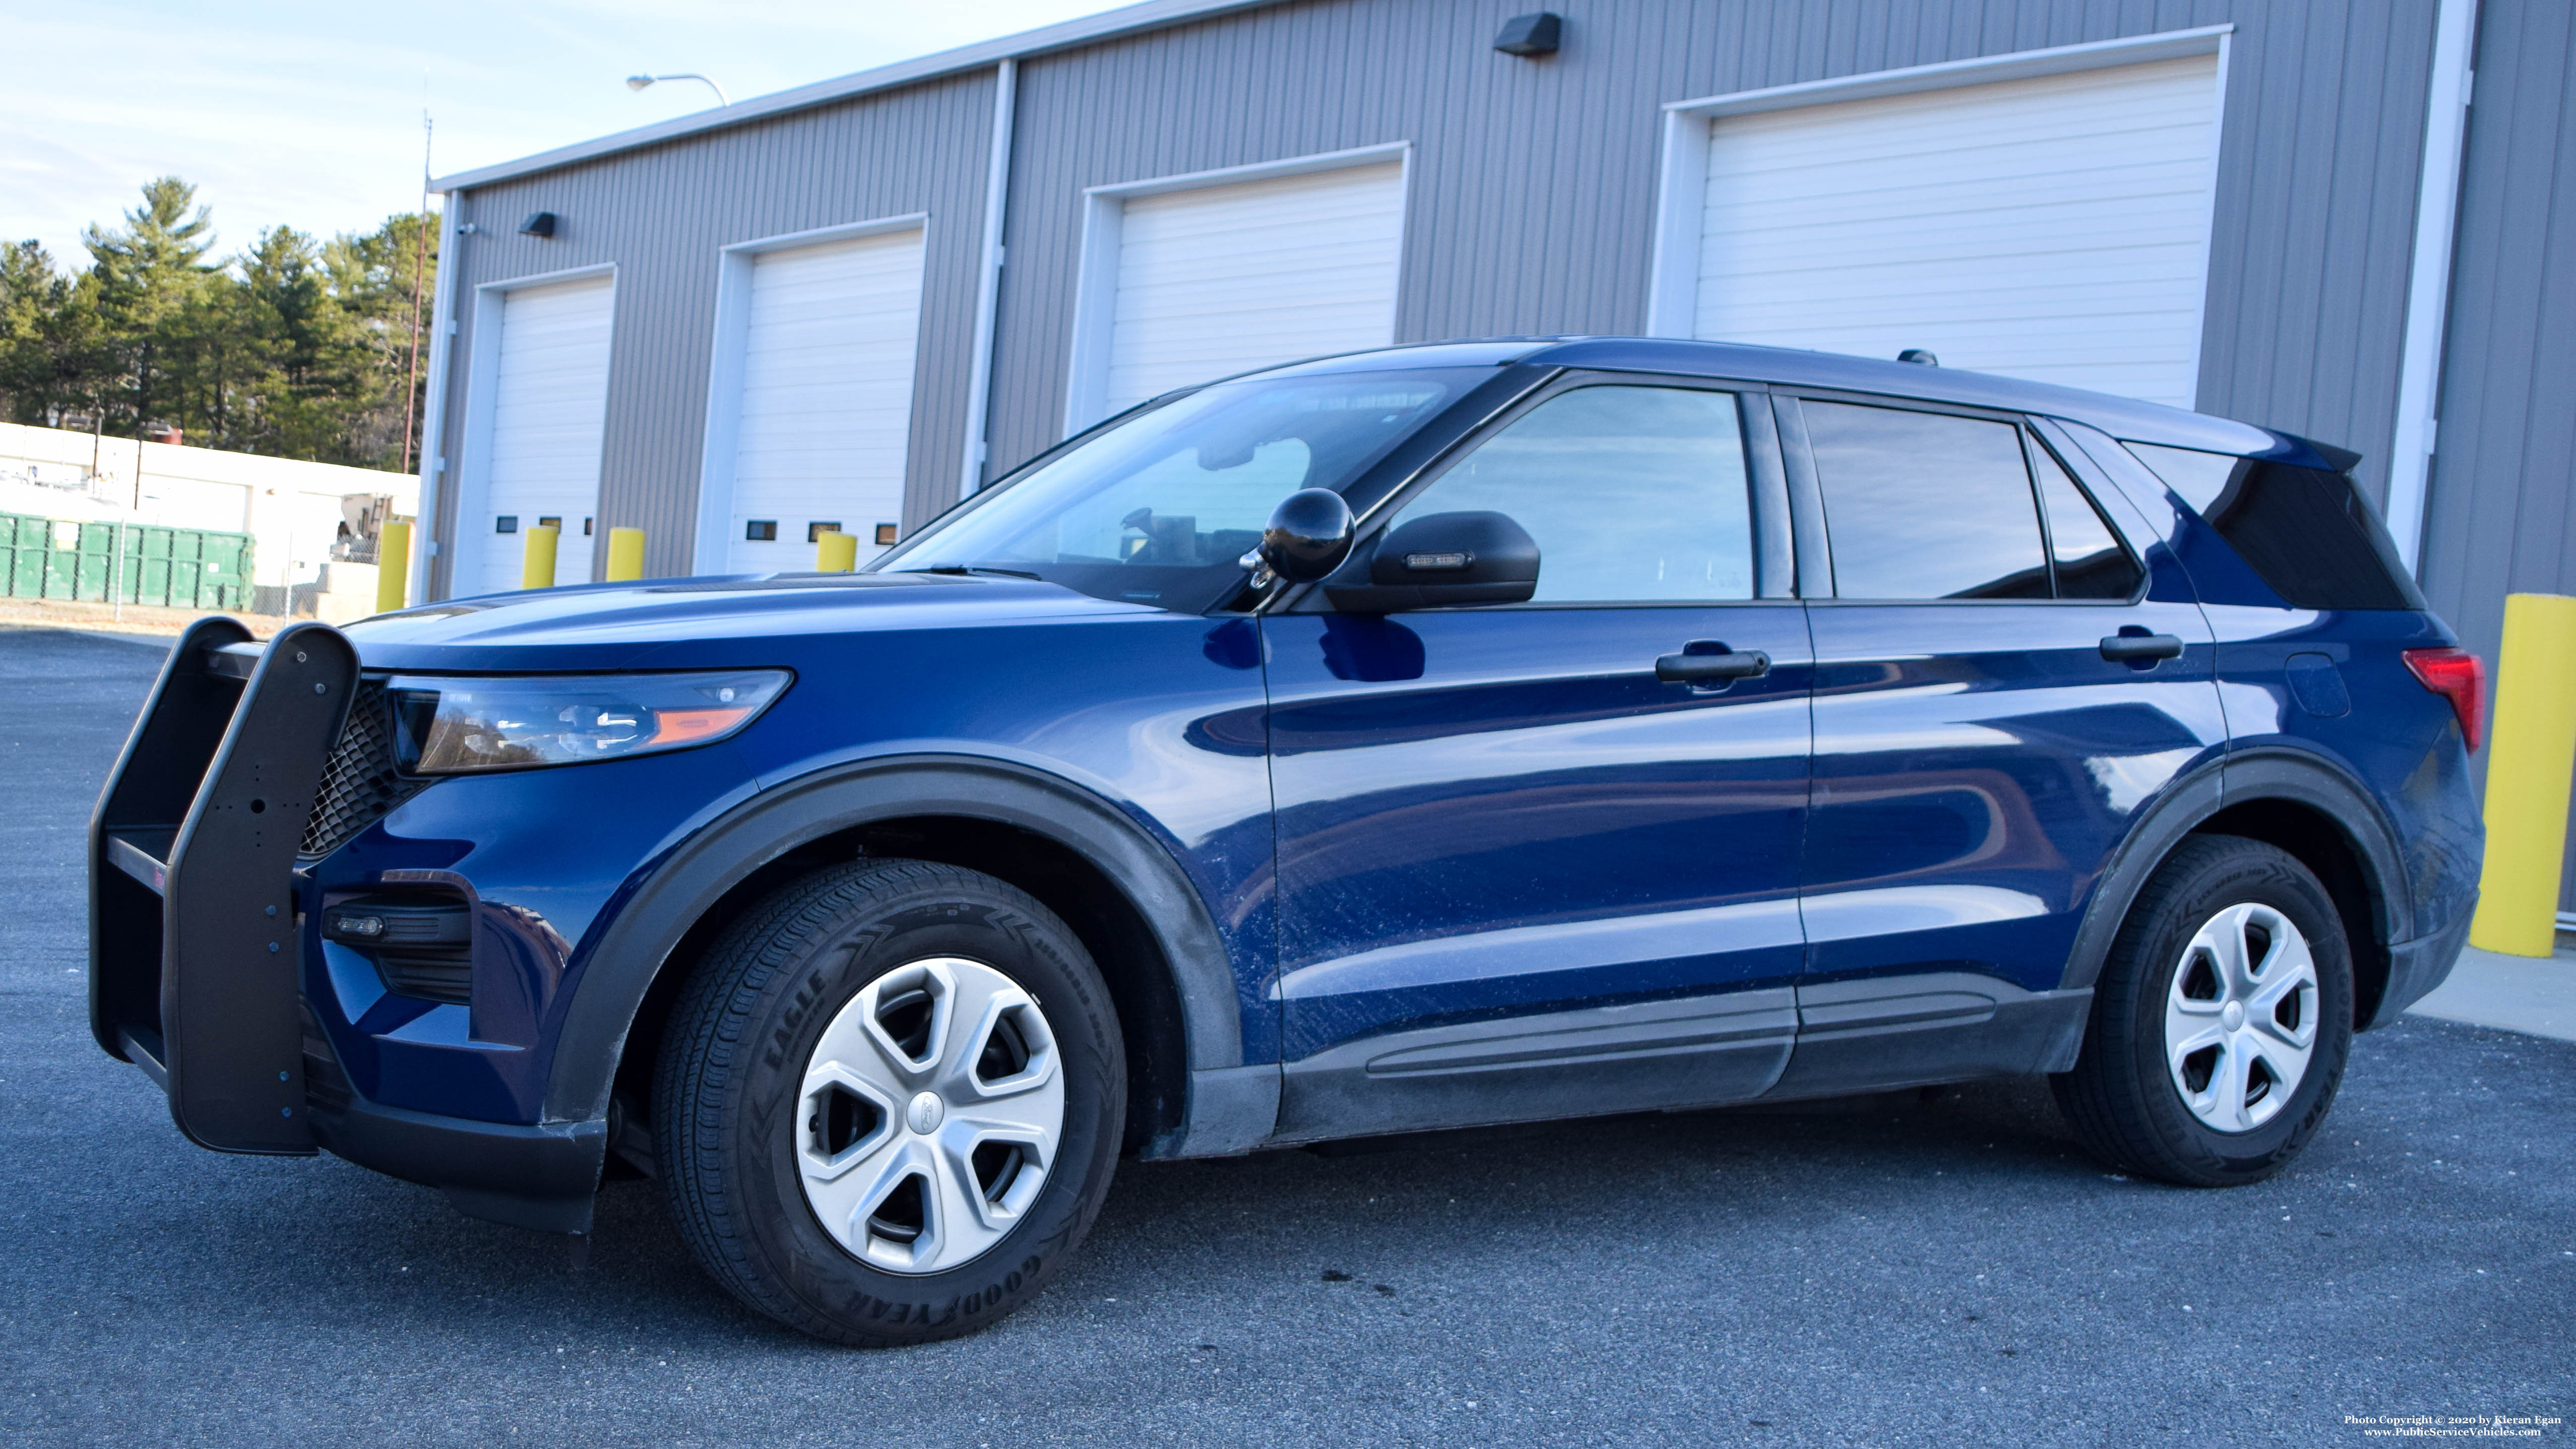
[89,619,359,1155]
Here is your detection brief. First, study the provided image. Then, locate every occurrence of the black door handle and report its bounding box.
[2100,632,2184,663]
[1657,648,1771,684]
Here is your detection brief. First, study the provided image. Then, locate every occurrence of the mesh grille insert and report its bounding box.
[300,679,426,859]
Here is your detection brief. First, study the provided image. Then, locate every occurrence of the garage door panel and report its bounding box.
[1711,163,2218,233]
[720,228,924,575]
[1112,246,1407,305]
[1726,99,2213,175]
[1711,255,2211,307]
[1710,150,2214,221]
[1694,53,2218,409]
[1710,61,2217,165]
[470,274,613,596]
[1097,159,1405,415]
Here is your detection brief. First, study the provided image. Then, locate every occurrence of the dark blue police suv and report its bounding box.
[90,338,2484,1345]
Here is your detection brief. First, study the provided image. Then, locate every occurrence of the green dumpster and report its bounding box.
[1,512,254,610]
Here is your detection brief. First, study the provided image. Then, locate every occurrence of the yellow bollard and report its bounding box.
[375,519,411,614]
[521,524,559,591]
[2470,592,2576,957]
[605,526,646,582]
[815,529,858,573]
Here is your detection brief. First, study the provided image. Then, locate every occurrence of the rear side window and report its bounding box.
[2029,437,2145,600]
[1802,401,2049,600]
[2124,443,2424,610]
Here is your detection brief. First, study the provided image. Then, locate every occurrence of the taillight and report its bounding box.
[2402,647,2486,751]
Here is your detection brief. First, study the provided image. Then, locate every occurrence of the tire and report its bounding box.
[2051,835,2354,1188]
[655,857,1125,1345]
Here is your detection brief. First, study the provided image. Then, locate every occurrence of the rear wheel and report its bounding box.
[2052,835,2354,1187]
[656,858,1124,1345]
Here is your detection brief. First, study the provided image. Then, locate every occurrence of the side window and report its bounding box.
[2029,437,2145,600]
[1802,401,2048,600]
[1380,386,1754,603]
[2121,442,2239,514]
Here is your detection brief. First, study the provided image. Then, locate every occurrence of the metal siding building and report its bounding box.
[2415,0,2576,910]
[422,0,2568,906]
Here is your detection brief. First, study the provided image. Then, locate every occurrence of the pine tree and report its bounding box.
[82,176,219,437]
[0,181,438,471]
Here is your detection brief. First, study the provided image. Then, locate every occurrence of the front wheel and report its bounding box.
[656,858,1125,1345]
[2052,835,2354,1187]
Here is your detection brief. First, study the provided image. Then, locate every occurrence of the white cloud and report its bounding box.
[0,0,1126,264]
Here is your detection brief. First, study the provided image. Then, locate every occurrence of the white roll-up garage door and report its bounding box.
[473,274,614,594]
[722,228,926,573]
[1100,159,1405,415]
[1694,54,2221,408]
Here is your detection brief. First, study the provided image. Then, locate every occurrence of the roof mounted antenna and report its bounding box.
[1897,348,1939,366]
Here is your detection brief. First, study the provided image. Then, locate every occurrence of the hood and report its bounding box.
[344,570,1156,673]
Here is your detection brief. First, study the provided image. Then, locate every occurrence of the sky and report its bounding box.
[0,0,1128,265]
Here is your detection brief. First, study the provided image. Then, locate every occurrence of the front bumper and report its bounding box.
[306,1085,606,1233]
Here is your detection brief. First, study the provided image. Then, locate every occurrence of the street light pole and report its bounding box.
[625,74,728,107]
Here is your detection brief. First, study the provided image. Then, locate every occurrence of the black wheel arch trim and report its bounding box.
[2056,745,2412,1001]
[542,753,1246,1125]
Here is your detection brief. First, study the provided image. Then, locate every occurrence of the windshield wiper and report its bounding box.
[904,564,1042,581]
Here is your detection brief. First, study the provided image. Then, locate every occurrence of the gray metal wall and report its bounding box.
[989,0,2444,499]
[431,0,2448,591]
[2413,0,2576,912]
[428,69,999,589]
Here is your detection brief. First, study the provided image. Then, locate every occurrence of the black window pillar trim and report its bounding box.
[1770,394,1833,598]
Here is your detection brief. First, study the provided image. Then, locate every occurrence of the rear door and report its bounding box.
[1777,393,2226,1096]
[1264,377,1813,1138]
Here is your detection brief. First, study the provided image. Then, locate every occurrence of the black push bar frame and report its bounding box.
[89,618,358,1154]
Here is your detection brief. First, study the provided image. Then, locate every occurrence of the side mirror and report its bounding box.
[1246,488,1355,584]
[1325,511,1539,612]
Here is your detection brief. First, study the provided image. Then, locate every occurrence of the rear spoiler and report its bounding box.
[88,618,357,1155]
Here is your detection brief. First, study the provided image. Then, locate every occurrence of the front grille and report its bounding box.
[300,679,427,858]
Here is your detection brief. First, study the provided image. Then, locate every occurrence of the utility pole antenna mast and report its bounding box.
[400,100,433,477]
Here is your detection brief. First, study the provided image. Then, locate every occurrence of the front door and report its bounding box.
[1777,394,2227,1096]
[1264,380,1814,1138]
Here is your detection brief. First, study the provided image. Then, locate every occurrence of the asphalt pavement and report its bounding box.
[3,626,2568,1447]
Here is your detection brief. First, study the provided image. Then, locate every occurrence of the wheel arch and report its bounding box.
[2058,747,2411,1030]
[548,754,1265,1160]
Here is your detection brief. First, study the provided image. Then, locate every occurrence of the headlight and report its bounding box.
[388,669,792,775]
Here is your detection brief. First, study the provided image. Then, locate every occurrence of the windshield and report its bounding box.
[878,368,1485,609]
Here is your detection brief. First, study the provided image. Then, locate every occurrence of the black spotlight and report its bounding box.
[1494,12,1562,57]
[519,212,559,238]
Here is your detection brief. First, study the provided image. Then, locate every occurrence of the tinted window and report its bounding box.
[1803,402,2048,600]
[1384,386,1754,603]
[2124,443,2423,610]
[2122,442,2238,514]
[2030,438,2144,600]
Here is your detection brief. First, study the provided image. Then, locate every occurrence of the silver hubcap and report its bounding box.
[2164,903,2319,1132]
[796,957,1063,1275]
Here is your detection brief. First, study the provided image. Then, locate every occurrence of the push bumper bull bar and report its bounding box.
[88,617,357,1155]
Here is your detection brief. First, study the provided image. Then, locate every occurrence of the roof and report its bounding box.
[1267,337,2293,458]
[431,0,1280,193]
